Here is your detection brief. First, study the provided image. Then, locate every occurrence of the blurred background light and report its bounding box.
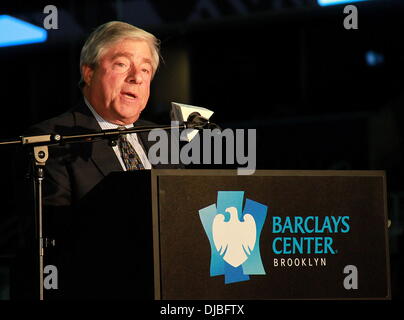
[365,50,385,67]
[0,15,47,48]
[318,0,368,6]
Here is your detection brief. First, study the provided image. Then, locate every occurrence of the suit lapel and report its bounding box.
[134,120,162,168]
[134,121,153,153]
[91,139,123,175]
[72,101,123,176]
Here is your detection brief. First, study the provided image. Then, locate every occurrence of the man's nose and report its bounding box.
[126,67,143,84]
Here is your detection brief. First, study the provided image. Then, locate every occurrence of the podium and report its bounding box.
[44,170,390,300]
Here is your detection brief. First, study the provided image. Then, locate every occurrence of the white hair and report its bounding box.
[79,21,160,87]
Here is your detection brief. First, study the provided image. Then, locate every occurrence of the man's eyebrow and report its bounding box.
[111,52,152,65]
[142,57,152,65]
[111,52,133,60]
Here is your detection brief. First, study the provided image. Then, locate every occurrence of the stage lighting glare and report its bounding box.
[318,0,368,6]
[0,15,47,48]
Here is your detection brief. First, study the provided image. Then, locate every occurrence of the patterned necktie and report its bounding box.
[117,126,144,171]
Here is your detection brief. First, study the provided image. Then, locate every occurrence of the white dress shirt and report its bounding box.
[84,98,152,170]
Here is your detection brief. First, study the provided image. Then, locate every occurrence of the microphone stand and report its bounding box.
[1,134,57,301]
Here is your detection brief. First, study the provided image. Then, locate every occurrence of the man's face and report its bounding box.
[83,38,153,125]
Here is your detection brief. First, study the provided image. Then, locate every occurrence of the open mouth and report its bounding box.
[121,92,137,100]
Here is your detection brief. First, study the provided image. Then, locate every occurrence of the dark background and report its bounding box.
[0,0,403,301]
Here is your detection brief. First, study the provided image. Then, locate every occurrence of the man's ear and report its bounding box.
[82,64,94,86]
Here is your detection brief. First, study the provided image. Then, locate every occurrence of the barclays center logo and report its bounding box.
[198,191,268,284]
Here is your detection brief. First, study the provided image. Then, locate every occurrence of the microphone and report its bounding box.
[170,102,220,141]
[186,112,221,130]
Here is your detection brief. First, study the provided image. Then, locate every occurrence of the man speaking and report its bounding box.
[13,21,180,300]
[28,21,179,207]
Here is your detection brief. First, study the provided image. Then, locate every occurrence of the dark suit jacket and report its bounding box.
[27,99,181,207]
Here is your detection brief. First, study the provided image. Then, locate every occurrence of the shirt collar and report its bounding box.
[83,97,134,130]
